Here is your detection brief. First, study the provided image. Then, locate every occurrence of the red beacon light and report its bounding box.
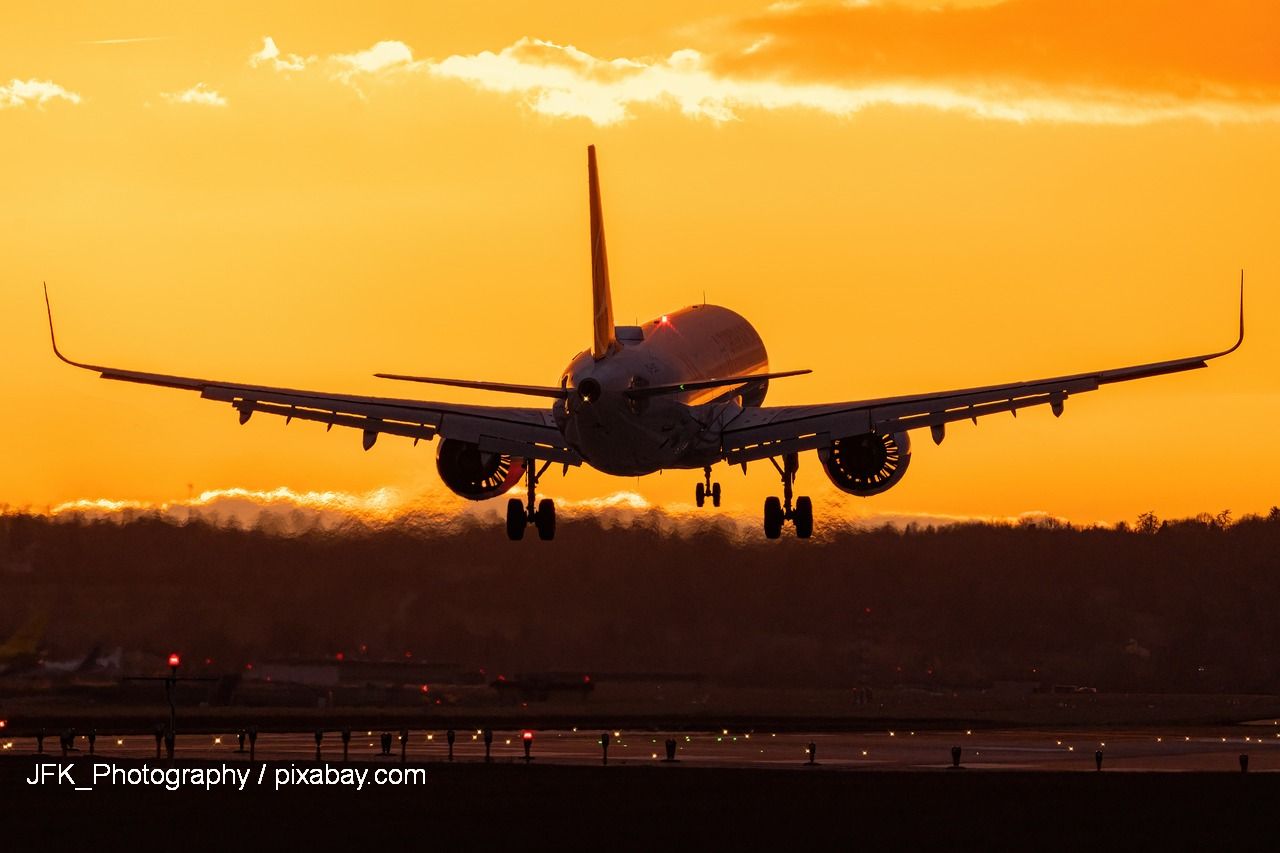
[522,729,534,742]
[167,653,181,669]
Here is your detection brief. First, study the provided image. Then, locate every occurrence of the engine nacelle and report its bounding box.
[820,431,912,497]
[435,438,525,501]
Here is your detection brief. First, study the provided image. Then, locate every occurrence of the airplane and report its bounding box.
[45,146,1243,541]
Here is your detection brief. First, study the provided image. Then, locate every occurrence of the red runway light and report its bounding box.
[167,653,181,668]
[335,652,345,661]
[420,684,430,694]
[522,730,534,741]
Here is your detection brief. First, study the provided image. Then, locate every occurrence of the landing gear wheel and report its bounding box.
[506,498,526,541]
[535,498,556,541]
[695,483,706,508]
[794,496,813,539]
[764,496,784,540]
[711,482,721,508]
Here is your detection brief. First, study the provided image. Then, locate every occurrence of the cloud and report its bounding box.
[720,0,1280,121]
[328,40,417,95]
[333,40,416,75]
[0,79,81,109]
[161,82,227,107]
[249,36,310,72]
[44,482,1071,540]
[248,3,1280,126]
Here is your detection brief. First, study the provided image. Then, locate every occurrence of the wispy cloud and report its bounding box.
[0,78,81,109]
[161,82,227,107]
[249,36,310,72]
[82,36,167,45]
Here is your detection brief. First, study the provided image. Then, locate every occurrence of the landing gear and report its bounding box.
[535,498,556,541]
[764,453,813,539]
[695,466,721,508]
[506,459,556,541]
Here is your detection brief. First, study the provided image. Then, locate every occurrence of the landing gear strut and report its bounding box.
[764,453,812,539]
[695,465,721,508]
[506,459,556,541]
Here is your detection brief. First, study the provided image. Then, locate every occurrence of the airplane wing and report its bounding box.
[722,285,1243,464]
[44,289,581,465]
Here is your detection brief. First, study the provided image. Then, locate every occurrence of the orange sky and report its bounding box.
[2,0,1278,526]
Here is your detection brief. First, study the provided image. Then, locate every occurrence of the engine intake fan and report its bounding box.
[821,431,911,497]
[436,438,525,500]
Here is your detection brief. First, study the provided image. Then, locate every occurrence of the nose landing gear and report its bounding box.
[695,466,721,508]
[764,453,813,539]
[506,459,556,541]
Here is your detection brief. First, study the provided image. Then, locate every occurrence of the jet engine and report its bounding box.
[820,431,911,497]
[435,438,525,500]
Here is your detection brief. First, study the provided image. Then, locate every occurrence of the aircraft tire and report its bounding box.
[764,496,783,539]
[535,498,556,541]
[711,482,721,507]
[695,483,705,507]
[506,498,526,541]
[794,496,813,539]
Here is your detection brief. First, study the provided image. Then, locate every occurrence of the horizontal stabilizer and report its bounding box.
[374,373,568,399]
[625,369,811,400]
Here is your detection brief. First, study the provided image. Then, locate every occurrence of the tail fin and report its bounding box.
[588,145,617,360]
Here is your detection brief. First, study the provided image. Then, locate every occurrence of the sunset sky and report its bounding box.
[3,0,1277,526]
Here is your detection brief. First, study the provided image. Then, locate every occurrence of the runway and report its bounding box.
[8,725,1278,771]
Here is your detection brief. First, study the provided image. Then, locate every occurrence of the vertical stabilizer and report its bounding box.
[588,145,617,360]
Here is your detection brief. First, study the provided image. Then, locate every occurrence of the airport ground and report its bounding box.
[3,754,1276,849]
[4,693,1279,847]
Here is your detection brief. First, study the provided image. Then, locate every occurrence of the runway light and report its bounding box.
[214,737,222,745]
[0,720,5,729]
[427,734,434,741]
[167,653,181,668]
[966,730,972,735]
[614,731,620,738]
[116,739,123,746]
[420,684,429,694]
[861,750,868,756]
[523,730,533,742]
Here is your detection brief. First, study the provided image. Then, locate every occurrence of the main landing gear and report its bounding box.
[507,459,556,541]
[695,465,721,508]
[764,452,812,540]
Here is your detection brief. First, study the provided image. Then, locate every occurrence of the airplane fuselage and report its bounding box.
[557,304,769,475]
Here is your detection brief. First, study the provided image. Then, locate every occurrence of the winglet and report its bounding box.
[44,283,100,372]
[588,145,617,360]
[1216,269,1245,359]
